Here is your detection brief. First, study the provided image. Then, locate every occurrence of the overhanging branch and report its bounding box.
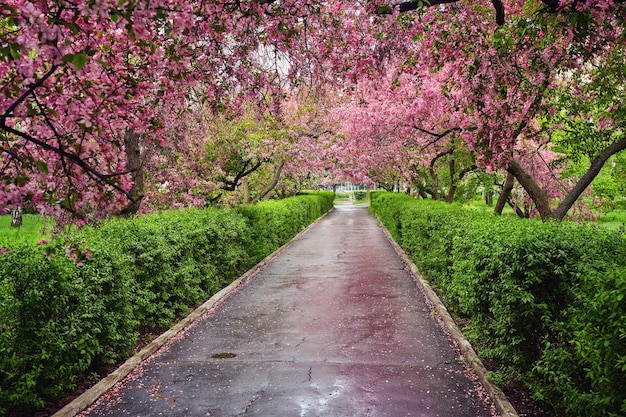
[381,0,505,25]
[0,124,134,198]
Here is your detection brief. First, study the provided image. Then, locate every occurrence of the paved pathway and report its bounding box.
[82,206,498,417]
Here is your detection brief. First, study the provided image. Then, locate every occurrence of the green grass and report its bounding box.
[0,214,52,246]
[334,192,351,201]
[597,209,626,231]
[333,191,370,205]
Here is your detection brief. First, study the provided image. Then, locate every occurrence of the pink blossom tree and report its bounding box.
[361,0,626,220]
[2,0,626,223]
[0,0,343,224]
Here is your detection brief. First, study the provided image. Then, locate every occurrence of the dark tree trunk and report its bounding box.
[241,177,251,204]
[494,172,515,215]
[118,130,144,216]
[508,199,527,218]
[507,159,552,221]
[429,167,439,200]
[444,158,456,203]
[506,137,626,221]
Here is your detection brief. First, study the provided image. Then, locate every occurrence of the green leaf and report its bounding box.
[37,161,49,174]
[67,23,80,35]
[15,174,30,187]
[72,52,89,70]
[0,43,22,61]
[9,42,21,60]
[62,52,89,70]
[61,53,75,64]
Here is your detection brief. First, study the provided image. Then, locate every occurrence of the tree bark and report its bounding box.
[251,162,285,204]
[241,177,251,204]
[494,171,515,215]
[552,137,626,220]
[429,166,439,200]
[416,186,428,199]
[10,207,23,227]
[429,149,453,201]
[507,159,552,221]
[444,161,477,204]
[117,130,144,216]
[444,158,456,203]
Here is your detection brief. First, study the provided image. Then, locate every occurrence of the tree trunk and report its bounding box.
[552,137,626,220]
[507,159,552,221]
[251,162,285,204]
[118,130,144,216]
[506,138,626,221]
[429,167,439,200]
[10,207,23,227]
[494,172,515,215]
[241,177,251,204]
[508,199,527,218]
[444,158,456,203]
[485,190,493,206]
[429,149,454,201]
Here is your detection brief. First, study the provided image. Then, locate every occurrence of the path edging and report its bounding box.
[378,220,519,417]
[52,208,334,417]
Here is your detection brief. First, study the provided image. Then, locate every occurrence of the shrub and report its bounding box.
[370,191,626,417]
[0,244,111,409]
[0,191,333,413]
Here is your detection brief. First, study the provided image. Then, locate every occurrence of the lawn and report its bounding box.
[0,214,52,246]
[597,208,626,231]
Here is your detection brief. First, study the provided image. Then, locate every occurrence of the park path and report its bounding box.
[81,205,499,417]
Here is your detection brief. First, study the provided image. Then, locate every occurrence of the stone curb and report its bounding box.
[378,221,519,417]
[52,208,334,417]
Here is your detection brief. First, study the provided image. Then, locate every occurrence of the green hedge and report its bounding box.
[369,191,626,417]
[0,191,333,413]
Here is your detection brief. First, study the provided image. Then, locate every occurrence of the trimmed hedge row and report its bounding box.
[0,191,334,413]
[369,191,626,417]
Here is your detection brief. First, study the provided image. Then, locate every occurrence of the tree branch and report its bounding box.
[429,148,454,171]
[552,136,626,220]
[220,159,265,191]
[251,161,285,204]
[0,124,133,198]
[1,65,59,123]
[507,159,552,221]
[411,126,460,150]
[382,0,505,25]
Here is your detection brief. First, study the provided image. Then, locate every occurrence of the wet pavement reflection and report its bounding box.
[82,206,497,417]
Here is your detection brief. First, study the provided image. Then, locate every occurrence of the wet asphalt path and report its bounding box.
[83,205,495,417]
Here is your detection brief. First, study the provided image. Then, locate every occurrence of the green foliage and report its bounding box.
[236,191,334,261]
[0,240,136,411]
[598,209,626,232]
[0,192,333,413]
[370,191,626,417]
[533,265,626,417]
[353,190,366,201]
